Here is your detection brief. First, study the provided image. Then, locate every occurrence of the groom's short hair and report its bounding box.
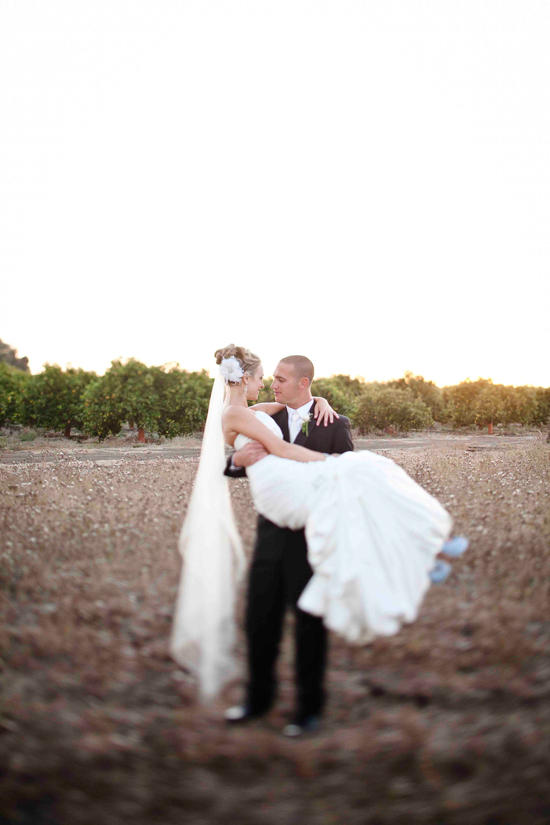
[279,355,314,386]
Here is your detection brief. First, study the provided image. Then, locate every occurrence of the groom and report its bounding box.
[224,354,353,735]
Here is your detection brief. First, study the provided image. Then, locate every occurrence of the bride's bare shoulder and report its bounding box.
[222,405,255,424]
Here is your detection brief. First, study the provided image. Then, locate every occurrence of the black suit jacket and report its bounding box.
[224,404,354,478]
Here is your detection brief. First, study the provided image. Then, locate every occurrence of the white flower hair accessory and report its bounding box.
[220,356,244,383]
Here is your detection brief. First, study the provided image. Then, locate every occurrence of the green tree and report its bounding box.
[82,359,159,440]
[355,387,433,434]
[82,376,125,440]
[499,385,538,425]
[311,377,359,422]
[474,382,505,428]
[443,378,491,427]
[325,374,368,399]
[533,387,550,427]
[111,360,160,435]
[388,372,446,421]
[150,366,213,437]
[0,362,30,426]
[23,365,96,436]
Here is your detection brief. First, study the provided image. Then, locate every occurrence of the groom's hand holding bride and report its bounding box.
[233,441,269,468]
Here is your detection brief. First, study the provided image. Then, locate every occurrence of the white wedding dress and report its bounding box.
[236,411,453,644]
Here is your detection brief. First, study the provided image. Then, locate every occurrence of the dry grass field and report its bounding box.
[1,441,549,824]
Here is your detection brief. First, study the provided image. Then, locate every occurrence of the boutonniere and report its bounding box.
[300,413,312,435]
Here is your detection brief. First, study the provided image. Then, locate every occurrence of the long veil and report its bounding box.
[170,371,246,699]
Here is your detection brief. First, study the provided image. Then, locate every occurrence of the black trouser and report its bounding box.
[245,516,327,720]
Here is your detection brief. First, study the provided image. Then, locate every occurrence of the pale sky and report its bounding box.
[1,1,548,387]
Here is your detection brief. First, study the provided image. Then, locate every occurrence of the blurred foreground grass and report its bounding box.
[0,444,549,824]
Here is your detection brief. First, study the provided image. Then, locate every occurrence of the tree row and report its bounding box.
[1,362,549,438]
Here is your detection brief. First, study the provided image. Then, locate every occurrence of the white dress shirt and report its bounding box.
[287,400,314,443]
[229,399,315,470]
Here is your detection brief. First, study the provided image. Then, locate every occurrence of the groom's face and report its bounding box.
[271,362,303,407]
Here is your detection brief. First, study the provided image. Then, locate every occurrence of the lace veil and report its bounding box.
[170,370,245,699]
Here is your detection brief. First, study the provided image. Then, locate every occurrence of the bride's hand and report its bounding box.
[313,397,340,427]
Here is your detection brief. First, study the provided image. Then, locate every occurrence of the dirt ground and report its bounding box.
[0,429,540,465]
[0,439,549,824]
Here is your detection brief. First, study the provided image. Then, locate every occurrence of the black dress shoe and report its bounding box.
[281,714,321,737]
[224,705,265,724]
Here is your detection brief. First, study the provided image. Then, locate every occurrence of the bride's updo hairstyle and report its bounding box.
[214,344,261,385]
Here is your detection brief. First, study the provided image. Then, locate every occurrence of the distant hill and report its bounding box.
[0,339,30,372]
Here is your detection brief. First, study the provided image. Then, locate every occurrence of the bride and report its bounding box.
[171,345,457,700]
